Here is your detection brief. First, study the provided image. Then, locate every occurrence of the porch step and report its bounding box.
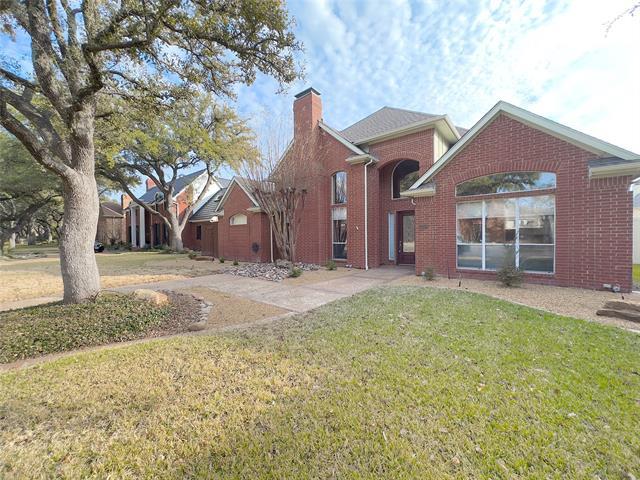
[596,300,640,323]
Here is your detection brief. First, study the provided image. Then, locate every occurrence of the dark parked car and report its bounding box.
[94,241,105,253]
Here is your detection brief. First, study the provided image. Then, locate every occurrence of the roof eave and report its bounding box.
[589,163,640,179]
[400,187,436,198]
[318,122,366,155]
[346,153,378,165]
[410,100,640,190]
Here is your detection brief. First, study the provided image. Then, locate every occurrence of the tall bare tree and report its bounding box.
[243,122,321,263]
[0,0,301,302]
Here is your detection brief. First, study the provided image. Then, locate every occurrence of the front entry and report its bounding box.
[397,211,415,265]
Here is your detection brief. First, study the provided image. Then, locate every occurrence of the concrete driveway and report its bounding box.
[114,266,413,313]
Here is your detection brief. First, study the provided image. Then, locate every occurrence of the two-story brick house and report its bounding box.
[206,87,640,291]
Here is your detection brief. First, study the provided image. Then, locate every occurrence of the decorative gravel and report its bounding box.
[222,262,320,282]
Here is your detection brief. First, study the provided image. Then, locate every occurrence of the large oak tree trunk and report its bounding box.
[59,171,101,303]
[59,108,101,303]
[168,218,184,251]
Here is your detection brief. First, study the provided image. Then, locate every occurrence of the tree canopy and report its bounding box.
[0,0,302,302]
[99,92,259,250]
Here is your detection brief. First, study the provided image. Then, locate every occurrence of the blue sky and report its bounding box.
[2,0,639,197]
[235,0,640,155]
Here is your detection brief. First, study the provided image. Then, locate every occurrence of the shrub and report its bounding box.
[326,260,337,271]
[423,267,435,281]
[497,246,523,287]
[233,259,239,266]
[289,266,303,278]
[188,251,197,259]
[219,257,225,263]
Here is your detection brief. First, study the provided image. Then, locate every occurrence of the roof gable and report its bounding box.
[189,187,227,221]
[214,177,260,212]
[340,107,440,144]
[339,107,461,145]
[411,101,640,189]
[138,168,207,204]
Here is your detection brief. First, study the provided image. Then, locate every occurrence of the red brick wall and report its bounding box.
[368,129,436,267]
[414,114,634,291]
[217,183,270,262]
[183,222,218,256]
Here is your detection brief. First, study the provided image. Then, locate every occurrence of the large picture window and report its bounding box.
[332,207,347,259]
[332,171,347,205]
[457,195,554,273]
[392,160,420,198]
[456,172,556,197]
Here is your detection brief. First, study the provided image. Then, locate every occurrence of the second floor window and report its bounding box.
[392,160,420,198]
[332,171,347,204]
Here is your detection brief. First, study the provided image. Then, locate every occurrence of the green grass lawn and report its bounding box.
[1,287,638,479]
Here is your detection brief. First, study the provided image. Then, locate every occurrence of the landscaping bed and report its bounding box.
[1,287,638,478]
[0,291,202,363]
[222,262,319,281]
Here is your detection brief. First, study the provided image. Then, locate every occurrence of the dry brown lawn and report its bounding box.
[175,286,287,329]
[0,252,225,304]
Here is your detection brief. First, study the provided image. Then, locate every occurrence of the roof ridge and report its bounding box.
[338,106,388,133]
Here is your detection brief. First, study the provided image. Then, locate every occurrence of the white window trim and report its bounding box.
[456,195,556,274]
[332,171,347,205]
[388,212,396,261]
[229,213,248,226]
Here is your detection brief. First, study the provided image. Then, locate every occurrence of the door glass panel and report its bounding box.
[402,214,415,253]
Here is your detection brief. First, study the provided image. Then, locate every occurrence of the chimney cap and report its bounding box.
[294,87,321,99]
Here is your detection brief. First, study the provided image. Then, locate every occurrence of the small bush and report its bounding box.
[326,260,337,271]
[233,259,239,266]
[188,251,197,259]
[497,246,523,287]
[219,257,225,263]
[289,266,303,278]
[423,267,435,281]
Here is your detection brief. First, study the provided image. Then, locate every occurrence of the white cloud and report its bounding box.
[237,0,640,153]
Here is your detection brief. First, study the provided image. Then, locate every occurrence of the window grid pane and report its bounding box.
[456,195,554,273]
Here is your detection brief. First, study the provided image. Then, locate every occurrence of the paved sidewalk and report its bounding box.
[113,267,413,313]
[0,266,413,313]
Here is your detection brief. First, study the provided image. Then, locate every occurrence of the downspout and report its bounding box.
[270,221,274,263]
[363,157,375,270]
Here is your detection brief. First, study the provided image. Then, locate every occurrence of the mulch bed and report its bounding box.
[146,291,205,337]
[222,262,320,282]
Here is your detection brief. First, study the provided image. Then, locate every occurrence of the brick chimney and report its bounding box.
[121,193,131,210]
[146,178,156,191]
[293,87,322,138]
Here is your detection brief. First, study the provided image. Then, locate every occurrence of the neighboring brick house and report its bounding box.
[122,170,229,251]
[96,201,125,245]
[212,87,640,291]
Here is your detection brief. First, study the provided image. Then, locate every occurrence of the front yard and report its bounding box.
[0,251,225,304]
[1,287,637,478]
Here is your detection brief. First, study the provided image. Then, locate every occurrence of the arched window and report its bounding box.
[332,171,347,204]
[392,160,420,198]
[456,172,556,197]
[229,213,247,226]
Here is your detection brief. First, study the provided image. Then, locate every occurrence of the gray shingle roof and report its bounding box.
[588,157,635,168]
[189,188,227,221]
[138,169,207,204]
[339,107,442,144]
[100,202,123,217]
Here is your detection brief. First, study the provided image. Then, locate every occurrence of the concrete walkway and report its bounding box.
[113,266,413,313]
[0,266,413,313]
